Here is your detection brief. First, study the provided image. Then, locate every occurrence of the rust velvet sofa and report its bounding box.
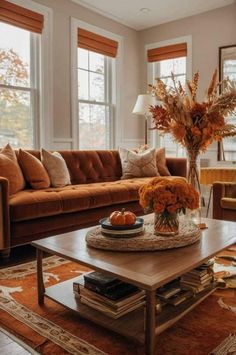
[213,182,236,222]
[0,150,186,258]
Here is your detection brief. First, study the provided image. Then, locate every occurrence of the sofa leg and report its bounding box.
[0,248,10,262]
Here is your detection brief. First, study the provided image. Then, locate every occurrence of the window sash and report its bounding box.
[78,101,113,149]
[78,49,113,149]
[150,57,187,157]
[0,30,40,148]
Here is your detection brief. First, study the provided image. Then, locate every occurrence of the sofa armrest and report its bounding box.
[166,157,187,178]
[212,181,236,218]
[0,177,10,250]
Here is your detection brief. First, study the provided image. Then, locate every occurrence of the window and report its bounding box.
[77,28,118,150]
[0,22,39,148]
[147,40,190,157]
[77,48,113,149]
[221,58,236,161]
[151,56,187,157]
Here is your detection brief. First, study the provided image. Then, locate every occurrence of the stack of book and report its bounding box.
[156,279,193,307]
[180,260,215,294]
[73,271,145,319]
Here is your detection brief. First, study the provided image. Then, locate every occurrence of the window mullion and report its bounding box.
[88,52,90,99]
[30,32,39,148]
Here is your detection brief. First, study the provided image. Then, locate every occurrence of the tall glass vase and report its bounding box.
[186,149,201,224]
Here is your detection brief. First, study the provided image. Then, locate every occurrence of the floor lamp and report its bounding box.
[132,94,157,145]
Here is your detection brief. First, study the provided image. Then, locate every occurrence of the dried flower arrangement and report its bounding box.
[149,70,236,152]
[139,177,199,215]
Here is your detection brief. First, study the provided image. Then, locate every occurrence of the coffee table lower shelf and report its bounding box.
[44,277,217,344]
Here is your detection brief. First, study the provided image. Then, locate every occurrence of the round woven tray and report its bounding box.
[86,216,201,252]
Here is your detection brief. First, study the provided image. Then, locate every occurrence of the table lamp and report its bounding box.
[132,94,157,145]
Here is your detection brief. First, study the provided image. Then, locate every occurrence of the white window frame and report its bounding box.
[3,0,53,149]
[145,35,192,153]
[78,49,113,149]
[0,28,40,148]
[71,18,123,149]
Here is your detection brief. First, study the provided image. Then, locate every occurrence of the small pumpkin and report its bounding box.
[109,208,136,226]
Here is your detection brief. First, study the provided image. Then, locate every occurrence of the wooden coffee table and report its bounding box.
[32,217,236,355]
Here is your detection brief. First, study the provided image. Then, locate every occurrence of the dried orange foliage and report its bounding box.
[149,70,236,152]
[139,177,199,215]
[0,49,28,103]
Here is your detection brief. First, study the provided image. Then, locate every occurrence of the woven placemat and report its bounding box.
[86,215,201,251]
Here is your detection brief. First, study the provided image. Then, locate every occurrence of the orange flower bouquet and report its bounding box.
[139,177,199,235]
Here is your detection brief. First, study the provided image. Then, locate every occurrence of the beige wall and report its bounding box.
[31,0,236,152]
[139,3,236,98]
[33,0,142,147]
[138,3,236,163]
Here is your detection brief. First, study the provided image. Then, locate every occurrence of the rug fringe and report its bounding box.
[209,334,236,355]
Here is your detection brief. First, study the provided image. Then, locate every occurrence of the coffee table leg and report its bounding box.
[36,249,45,305]
[145,290,156,355]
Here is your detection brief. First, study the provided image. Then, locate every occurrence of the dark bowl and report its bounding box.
[99,217,144,231]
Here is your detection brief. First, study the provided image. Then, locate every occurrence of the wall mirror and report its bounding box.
[218,45,236,161]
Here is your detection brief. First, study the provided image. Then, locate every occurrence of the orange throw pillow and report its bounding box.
[18,149,50,189]
[0,144,25,195]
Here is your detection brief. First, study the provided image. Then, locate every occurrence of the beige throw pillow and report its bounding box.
[0,144,25,195]
[119,147,159,179]
[41,149,71,187]
[134,145,171,176]
[156,147,171,176]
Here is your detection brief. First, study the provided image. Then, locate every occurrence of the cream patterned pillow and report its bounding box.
[135,145,171,176]
[41,149,71,187]
[119,147,159,179]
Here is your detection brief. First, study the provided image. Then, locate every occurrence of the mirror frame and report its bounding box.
[218,44,236,161]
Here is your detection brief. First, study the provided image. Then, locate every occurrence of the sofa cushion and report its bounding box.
[9,178,152,222]
[59,150,122,184]
[119,147,158,179]
[221,197,236,210]
[0,144,25,195]
[41,149,71,187]
[18,149,50,189]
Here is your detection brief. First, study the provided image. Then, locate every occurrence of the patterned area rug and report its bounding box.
[0,253,235,355]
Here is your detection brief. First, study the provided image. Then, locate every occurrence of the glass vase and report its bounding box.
[154,212,179,236]
[186,148,202,224]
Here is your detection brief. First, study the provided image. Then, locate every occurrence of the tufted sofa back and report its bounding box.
[25,150,123,184]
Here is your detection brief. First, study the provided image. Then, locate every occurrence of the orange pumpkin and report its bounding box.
[109,208,136,226]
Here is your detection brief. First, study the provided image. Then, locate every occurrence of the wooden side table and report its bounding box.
[200,167,236,217]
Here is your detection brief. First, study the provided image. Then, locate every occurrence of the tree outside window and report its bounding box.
[78,48,113,149]
[0,22,38,149]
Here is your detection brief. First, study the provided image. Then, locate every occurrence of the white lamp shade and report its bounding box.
[132,94,157,116]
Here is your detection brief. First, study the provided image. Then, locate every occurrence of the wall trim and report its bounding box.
[70,17,124,149]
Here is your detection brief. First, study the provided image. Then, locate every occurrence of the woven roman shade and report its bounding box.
[0,0,44,34]
[78,28,118,58]
[147,43,187,63]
